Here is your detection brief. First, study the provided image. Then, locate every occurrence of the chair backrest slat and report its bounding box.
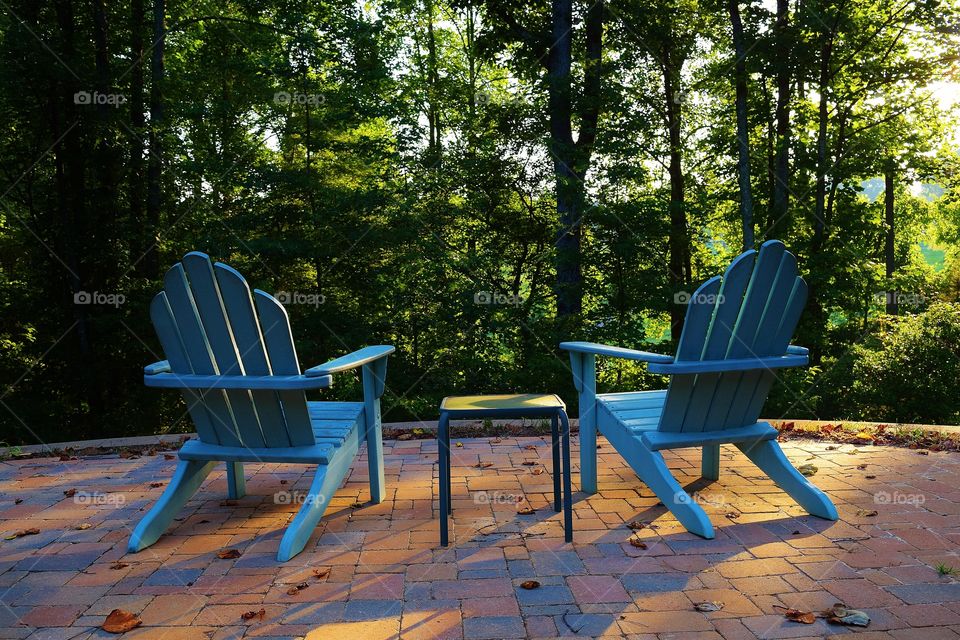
[657,240,807,434]
[149,292,219,444]
[214,262,290,448]
[253,290,315,446]
[658,276,721,433]
[162,263,243,446]
[182,253,266,448]
[678,251,757,433]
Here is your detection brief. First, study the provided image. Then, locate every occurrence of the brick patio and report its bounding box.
[1,435,959,639]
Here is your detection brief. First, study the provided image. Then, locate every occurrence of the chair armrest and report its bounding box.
[144,360,171,375]
[647,354,808,375]
[305,345,396,377]
[144,372,333,390]
[559,341,674,364]
[786,344,808,356]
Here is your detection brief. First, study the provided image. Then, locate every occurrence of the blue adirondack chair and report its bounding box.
[562,240,837,538]
[129,252,394,561]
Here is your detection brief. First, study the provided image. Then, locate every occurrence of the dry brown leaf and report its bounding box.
[149,482,163,488]
[856,464,868,470]
[918,450,930,455]
[286,582,309,595]
[626,521,646,530]
[517,506,535,515]
[14,498,22,504]
[102,609,142,633]
[75,523,93,530]
[313,568,331,580]
[520,580,540,589]
[629,537,648,549]
[396,433,413,441]
[63,488,77,497]
[455,442,463,448]
[856,509,878,517]
[474,462,493,469]
[694,601,724,612]
[110,562,129,570]
[217,548,242,559]
[797,464,818,477]
[350,502,365,509]
[782,608,816,624]
[163,454,176,460]
[241,608,266,621]
[531,467,545,475]
[725,512,740,520]
[521,461,537,466]
[523,445,537,450]
[4,527,39,540]
[865,474,876,479]
[279,479,288,485]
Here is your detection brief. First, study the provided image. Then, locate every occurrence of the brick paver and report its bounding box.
[0,436,958,638]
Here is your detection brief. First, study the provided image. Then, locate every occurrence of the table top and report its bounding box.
[440,393,566,416]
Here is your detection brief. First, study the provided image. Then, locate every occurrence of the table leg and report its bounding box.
[551,414,561,513]
[439,412,450,547]
[559,410,573,543]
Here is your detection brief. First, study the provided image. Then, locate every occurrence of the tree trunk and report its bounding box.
[770,0,791,236]
[144,0,165,278]
[426,0,441,164]
[729,0,754,250]
[884,166,897,314]
[811,35,832,253]
[663,43,690,344]
[130,0,147,272]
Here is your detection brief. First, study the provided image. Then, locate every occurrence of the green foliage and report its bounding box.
[850,304,960,425]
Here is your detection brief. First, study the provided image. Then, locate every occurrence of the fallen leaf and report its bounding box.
[63,488,77,498]
[694,601,724,612]
[397,433,413,441]
[241,608,266,621]
[351,502,365,509]
[797,464,818,477]
[119,450,140,460]
[456,442,463,448]
[517,506,535,515]
[626,521,646,530]
[856,464,868,470]
[474,462,493,469]
[822,602,870,627]
[14,499,22,504]
[865,474,876,479]
[220,500,237,507]
[279,479,288,485]
[856,509,878,517]
[725,512,740,520]
[826,445,837,450]
[102,609,141,633]
[792,530,801,535]
[4,528,39,540]
[149,482,163,488]
[531,467,545,475]
[629,537,648,549]
[110,562,129,570]
[520,580,540,589]
[781,607,816,624]
[523,445,537,450]
[75,523,93,530]
[313,568,331,580]
[286,582,309,595]
[521,461,537,466]
[163,454,175,460]
[918,450,930,455]
[217,549,242,559]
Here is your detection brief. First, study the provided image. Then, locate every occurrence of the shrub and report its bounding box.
[850,303,960,425]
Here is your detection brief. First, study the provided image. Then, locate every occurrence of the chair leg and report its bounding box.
[737,440,838,520]
[701,445,720,481]
[629,445,715,539]
[128,459,217,553]
[226,462,245,499]
[277,456,353,561]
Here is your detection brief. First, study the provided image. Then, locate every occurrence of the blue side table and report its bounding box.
[436,394,573,546]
